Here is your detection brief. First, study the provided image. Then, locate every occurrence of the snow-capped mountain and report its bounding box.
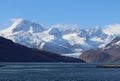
[0,19,75,54]
[87,26,107,39]
[47,27,62,37]
[0,19,44,48]
[63,30,88,52]
[0,18,120,56]
[86,26,108,48]
[79,25,120,62]
[62,26,108,52]
[0,18,44,35]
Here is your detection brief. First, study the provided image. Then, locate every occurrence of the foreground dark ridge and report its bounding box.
[0,36,84,62]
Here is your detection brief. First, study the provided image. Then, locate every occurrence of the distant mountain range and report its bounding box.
[0,19,114,53]
[0,36,84,62]
[1,18,120,62]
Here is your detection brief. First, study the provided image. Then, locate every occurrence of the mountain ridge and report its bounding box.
[0,36,84,62]
[1,18,120,58]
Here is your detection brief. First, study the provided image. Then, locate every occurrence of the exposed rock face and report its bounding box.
[80,36,120,62]
[80,49,115,62]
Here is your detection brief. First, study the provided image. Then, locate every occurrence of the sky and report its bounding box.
[0,0,120,30]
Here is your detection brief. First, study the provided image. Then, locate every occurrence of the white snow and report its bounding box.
[63,33,87,46]
[62,53,82,58]
[90,37,104,42]
[115,41,120,45]
[103,24,120,35]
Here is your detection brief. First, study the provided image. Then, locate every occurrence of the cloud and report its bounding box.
[103,24,120,35]
[11,18,23,22]
[51,24,79,29]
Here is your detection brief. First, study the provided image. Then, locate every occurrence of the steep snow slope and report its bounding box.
[62,26,108,51]
[37,28,75,54]
[0,18,74,54]
[0,19,44,48]
[63,32,89,52]
[0,18,44,35]
[86,26,108,48]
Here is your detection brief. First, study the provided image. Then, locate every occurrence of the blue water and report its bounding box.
[0,63,120,81]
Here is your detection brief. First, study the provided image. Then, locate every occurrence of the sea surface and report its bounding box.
[0,62,120,81]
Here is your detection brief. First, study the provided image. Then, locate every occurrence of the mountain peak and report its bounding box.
[87,26,104,37]
[88,26,102,33]
[8,18,44,33]
[95,26,101,29]
[62,28,80,35]
[47,27,61,36]
[11,18,24,24]
[10,18,29,29]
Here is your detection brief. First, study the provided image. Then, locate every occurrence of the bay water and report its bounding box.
[0,63,120,81]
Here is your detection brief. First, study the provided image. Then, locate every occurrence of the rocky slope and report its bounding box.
[0,36,84,62]
[80,36,120,62]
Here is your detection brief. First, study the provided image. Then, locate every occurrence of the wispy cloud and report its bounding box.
[103,24,120,35]
[51,24,79,29]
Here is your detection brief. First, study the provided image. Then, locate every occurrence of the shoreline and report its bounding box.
[97,64,120,68]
